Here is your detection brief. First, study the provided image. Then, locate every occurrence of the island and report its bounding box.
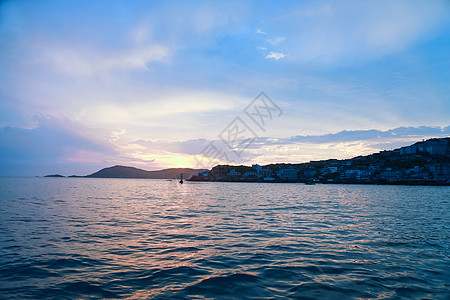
[45,166,207,180]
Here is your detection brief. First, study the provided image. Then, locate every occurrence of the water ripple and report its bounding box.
[0,178,449,299]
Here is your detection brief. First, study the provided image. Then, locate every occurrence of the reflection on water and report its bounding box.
[0,178,449,299]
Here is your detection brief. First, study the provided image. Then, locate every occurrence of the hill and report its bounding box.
[86,165,207,179]
[190,137,449,185]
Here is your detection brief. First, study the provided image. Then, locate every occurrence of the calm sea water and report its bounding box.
[0,177,449,299]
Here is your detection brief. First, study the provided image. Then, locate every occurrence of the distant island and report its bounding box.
[46,166,207,180]
[189,137,450,186]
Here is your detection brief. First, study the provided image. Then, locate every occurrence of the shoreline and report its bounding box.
[187,179,450,186]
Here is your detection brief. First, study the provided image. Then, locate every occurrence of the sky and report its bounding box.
[1,0,449,176]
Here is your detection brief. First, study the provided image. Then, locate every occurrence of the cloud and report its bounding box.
[36,44,170,76]
[0,117,117,176]
[284,126,450,145]
[267,36,286,46]
[265,52,286,60]
[244,125,450,164]
[256,29,267,35]
[127,125,450,166]
[132,138,211,156]
[274,0,450,63]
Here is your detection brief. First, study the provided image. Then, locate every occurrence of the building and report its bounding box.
[429,164,449,181]
[404,166,429,180]
[344,170,371,180]
[369,165,380,172]
[303,168,316,178]
[277,168,298,180]
[257,168,272,178]
[400,145,417,155]
[417,139,447,155]
[243,171,257,178]
[380,168,402,182]
[400,139,448,155]
[228,169,241,176]
[327,167,338,173]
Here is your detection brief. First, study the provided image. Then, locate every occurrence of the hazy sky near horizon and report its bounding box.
[1,0,450,176]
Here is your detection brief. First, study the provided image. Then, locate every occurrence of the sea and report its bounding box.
[0,177,449,299]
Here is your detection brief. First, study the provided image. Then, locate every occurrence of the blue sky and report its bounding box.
[1,0,449,176]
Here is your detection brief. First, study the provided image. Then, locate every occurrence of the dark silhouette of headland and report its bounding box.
[44,166,206,179]
[85,165,206,179]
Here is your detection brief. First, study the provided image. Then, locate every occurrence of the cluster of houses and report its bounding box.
[226,164,296,181]
[189,138,449,185]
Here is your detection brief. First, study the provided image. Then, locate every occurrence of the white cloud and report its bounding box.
[44,44,169,76]
[112,45,169,69]
[256,29,267,35]
[267,36,286,46]
[266,52,286,60]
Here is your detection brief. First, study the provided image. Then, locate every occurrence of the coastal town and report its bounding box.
[188,138,450,185]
